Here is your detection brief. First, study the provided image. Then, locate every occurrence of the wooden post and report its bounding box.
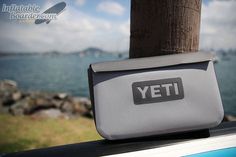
[130,0,202,58]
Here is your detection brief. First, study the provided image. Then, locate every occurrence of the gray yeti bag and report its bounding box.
[88,52,224,140]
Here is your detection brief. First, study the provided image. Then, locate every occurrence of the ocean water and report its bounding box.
[0,53,235,116]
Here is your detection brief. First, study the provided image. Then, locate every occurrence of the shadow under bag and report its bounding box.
[88,52,224,140]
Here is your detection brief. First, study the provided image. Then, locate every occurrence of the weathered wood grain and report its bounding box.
[130,0,202,58]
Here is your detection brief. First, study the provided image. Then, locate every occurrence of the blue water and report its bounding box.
[0,53,235,116]
[0,53,121,97]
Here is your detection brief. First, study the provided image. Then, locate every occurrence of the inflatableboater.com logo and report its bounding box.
[2,4,56,20]
[1,2,66,24]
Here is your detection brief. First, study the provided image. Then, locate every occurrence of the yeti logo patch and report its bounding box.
[132,78,184,105]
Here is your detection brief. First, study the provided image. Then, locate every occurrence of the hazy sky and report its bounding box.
[0,0,235,53]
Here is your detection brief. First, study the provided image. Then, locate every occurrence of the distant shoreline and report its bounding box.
[0,47,129,58]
